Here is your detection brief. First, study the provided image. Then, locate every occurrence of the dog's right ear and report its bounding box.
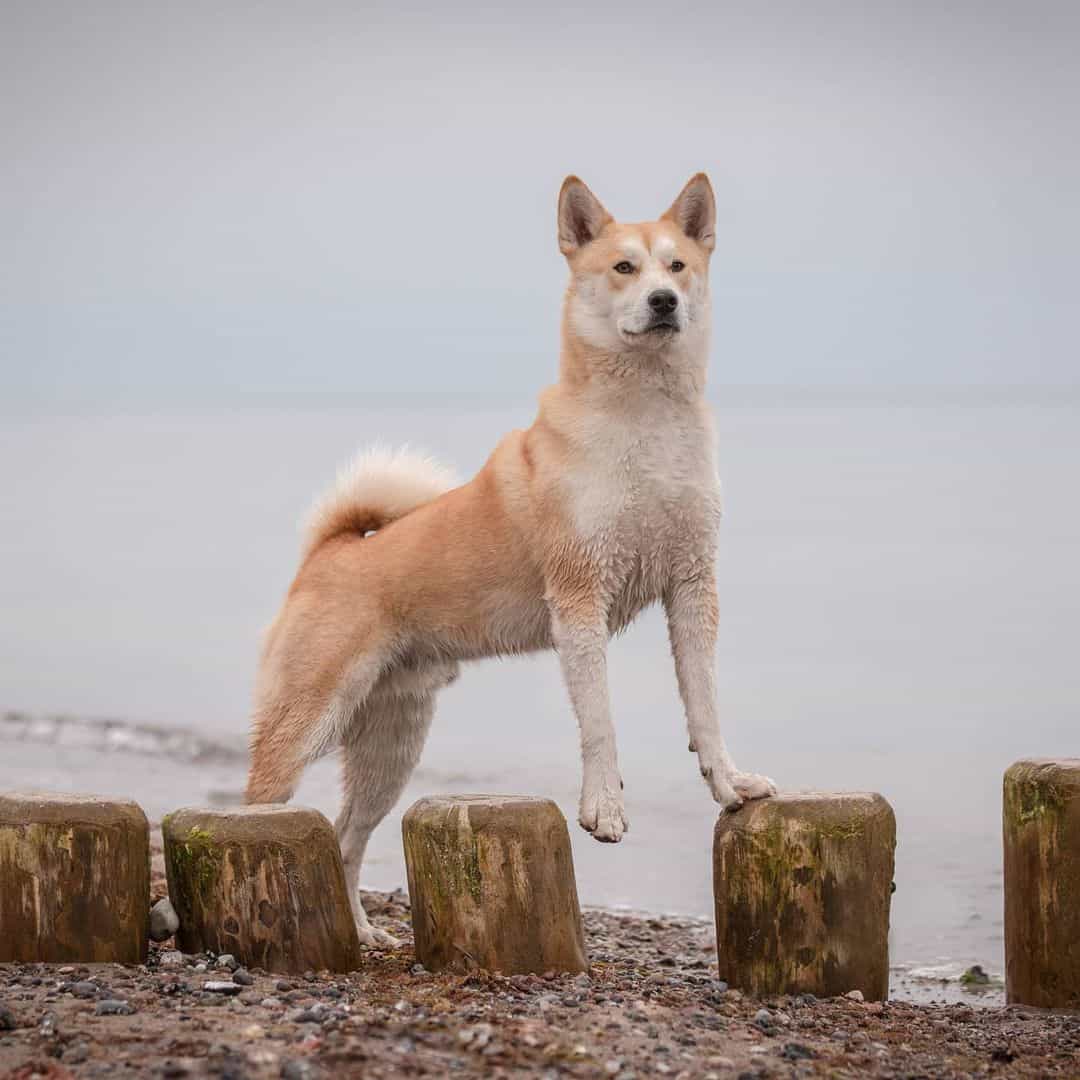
[558,177,613,256]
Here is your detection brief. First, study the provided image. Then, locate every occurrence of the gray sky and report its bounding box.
[2,0,1077,407]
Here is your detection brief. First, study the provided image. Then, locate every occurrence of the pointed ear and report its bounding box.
[662,172,716,251]
[558,176,613,255]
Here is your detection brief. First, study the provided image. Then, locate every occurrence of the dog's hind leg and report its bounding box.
[336,692,434,948]
[245,640,390,805]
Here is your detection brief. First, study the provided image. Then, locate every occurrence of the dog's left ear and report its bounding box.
[662,173,716,252]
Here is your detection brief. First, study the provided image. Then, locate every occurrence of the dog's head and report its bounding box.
[558,174,716,356]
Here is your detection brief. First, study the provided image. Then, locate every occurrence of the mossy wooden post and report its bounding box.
[162,805,361,974]
[0,792,150,963]
[402,795,587,974]
[713,792,895,1000]
[1004,759,1080,1010]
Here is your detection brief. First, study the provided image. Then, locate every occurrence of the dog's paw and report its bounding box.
[356,924,401,949]
[731,770,777,801]
[579,785,629,843]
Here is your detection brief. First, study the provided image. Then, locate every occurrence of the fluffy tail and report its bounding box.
[301,446,457,557]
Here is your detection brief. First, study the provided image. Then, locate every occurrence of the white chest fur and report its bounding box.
[560,393,722,592]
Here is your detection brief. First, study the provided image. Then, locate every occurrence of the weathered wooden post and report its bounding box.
[402,795,587,974]
[1003,759,1080,1010]
[0,792,150,963]
[713,792,895,1000]
[162,805,361,974]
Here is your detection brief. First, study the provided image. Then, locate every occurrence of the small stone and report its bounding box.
[281,1061,319,1080]
[233,968,255,986]
[150,898,180,942]
[781,1042,816,1061]
[95,999,134,1016]
[410,963,427,976]
[845,989,865,1002]
[216,954,238,970]
[0,1005,16,1031]
[159,950,185,969]
[753,1008,774,1031]
[71,980,100,999]
[204,980,242,995]
[194,963,208,973]
[64,1042,89,1064]
[260,998,282,1009]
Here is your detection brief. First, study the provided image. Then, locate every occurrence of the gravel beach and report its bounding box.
[2,884,1077,1080]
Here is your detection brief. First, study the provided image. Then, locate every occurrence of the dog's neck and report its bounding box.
[557,309,710,404]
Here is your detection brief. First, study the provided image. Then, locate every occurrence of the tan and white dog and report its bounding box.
[246,173,776,946]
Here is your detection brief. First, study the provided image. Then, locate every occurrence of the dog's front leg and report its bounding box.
[549,600,629,842]
[664,569,776,811]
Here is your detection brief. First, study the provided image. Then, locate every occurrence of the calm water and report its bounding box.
[2,396,1077,987]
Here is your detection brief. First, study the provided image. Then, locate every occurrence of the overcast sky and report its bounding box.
[2,1,1077,407]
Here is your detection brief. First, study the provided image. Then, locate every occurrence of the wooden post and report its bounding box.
[402,795,587,975]
[713,792,896,1000]
[0,792,150,964]
[1004,759,1080,1009]
[162,805,361,975]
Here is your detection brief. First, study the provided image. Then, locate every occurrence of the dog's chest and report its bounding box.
[563,405,721,597]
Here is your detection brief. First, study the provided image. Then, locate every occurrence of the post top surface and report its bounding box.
[1006,758,1080,774]
[410,794,555,808]
[714,791,894,833]
[0,791,148,828]
[162,804,334,842]
[403,794,565,830]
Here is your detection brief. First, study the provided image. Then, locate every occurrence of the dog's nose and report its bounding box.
[648,289,678,315]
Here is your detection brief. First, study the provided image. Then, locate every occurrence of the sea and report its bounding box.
[2,392,1077,1001]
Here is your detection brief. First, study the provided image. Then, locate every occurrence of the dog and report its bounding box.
[245,173,776,946]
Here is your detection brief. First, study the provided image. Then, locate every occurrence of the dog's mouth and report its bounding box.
[624,319,680,338]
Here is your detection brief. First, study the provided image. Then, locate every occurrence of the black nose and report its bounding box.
[648,289,678,315]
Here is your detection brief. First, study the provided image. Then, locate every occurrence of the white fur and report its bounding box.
[301,445,458,558]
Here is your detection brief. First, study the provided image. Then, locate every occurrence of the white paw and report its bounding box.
[732,770,777,801]
[356,923,401,949]
[579,784,629,843]
[700,759,777,812]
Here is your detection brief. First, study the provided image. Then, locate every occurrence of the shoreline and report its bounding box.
[1,890,1074,1079]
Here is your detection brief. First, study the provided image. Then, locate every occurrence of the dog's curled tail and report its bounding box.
[301,445,458,557]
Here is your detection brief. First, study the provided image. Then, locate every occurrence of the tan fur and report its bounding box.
[246,173,775,946]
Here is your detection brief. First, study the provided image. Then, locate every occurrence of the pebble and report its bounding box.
[281,1061,320,1080]
[149,897,180,942]
[203,981,243,996]
[216,954,238,970]
[232,968,254,986]
[260,998,282,1009]
[95,999,135,1016]
[845,989,865,1002]
[159,950,185,969]
[752,1008,774,1032]
[0,1005,16,1031]
[64,1041,89,1064]
[70,980,100,999]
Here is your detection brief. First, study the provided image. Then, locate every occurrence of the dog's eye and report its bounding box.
[613,261,634,274]
[670,260,686,273]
